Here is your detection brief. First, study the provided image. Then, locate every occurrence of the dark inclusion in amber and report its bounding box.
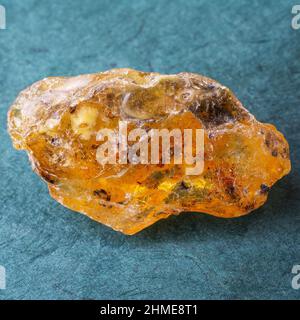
[8,69,291,234]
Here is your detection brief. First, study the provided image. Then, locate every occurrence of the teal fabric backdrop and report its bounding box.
[0,0,299,299]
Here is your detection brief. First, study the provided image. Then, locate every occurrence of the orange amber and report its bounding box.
[8,69,291,234]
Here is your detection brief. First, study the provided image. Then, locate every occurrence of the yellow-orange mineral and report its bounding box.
[8,69,291,234]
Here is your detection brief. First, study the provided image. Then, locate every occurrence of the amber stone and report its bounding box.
[7,69,291,234]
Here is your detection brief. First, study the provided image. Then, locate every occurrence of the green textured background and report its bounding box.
[0,0,299,299]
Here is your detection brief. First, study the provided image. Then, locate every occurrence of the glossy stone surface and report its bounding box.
[8,69,291,234]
